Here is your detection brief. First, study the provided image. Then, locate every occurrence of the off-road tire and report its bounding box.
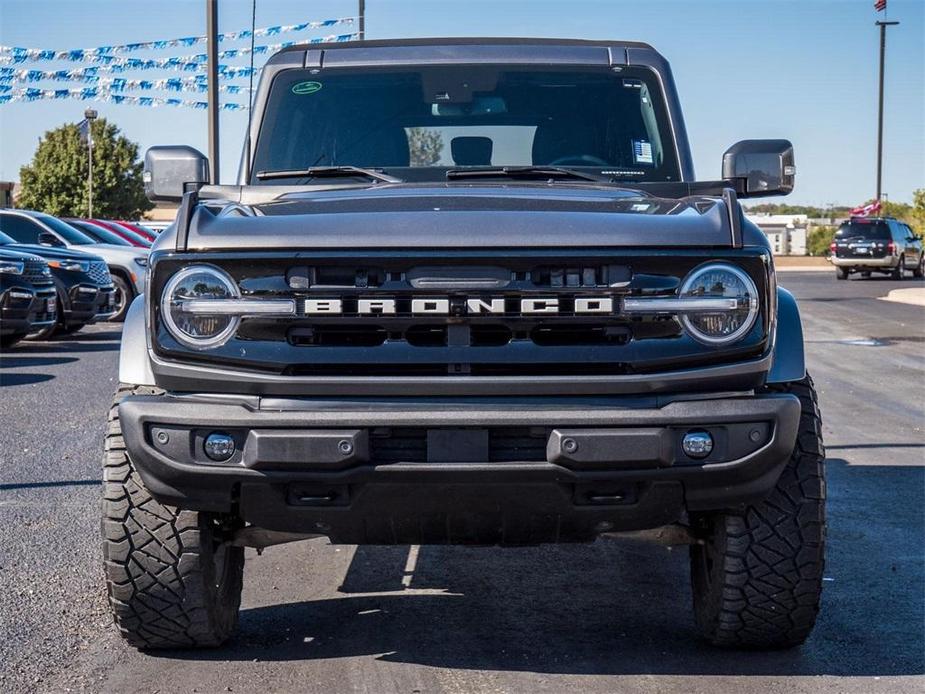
[891,257,904,280]
[102,384,245,649]
[835,267,848,280]
[689,374,825,649]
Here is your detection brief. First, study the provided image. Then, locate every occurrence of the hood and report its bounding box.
[4,243,105,264]
[80,243,149,264]
[182,183,741,251]
[0,247,45,263]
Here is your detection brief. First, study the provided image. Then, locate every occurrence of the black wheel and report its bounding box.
[891,256,904,280]
[109,275,133,322]
[0,332,27,348]
[690,374,825,649]
[103,385,245,649]
[835,267,848,280]
[913,254,924,279]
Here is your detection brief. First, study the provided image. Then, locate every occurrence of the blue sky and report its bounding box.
[0,0,922,206]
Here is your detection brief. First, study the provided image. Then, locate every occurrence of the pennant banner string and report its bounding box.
[0,89,248,110]
[0,78,255,95]
[0,34,357,68]
[0,64,260,84]
[0,17,355,63]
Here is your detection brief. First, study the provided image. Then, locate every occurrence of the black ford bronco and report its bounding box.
[106,38,825,650]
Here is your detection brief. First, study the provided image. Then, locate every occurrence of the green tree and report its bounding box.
[806,225,837,257]
[18,118,152,218]
[407,127,444,166]
[907,188,924,235]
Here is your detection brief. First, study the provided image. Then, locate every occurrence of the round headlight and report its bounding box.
[161,265,240,349]
[679,263,759,345]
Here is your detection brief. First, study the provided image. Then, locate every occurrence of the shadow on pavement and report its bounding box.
[147,458,924,678]
[13,337,120,354]
[0,372,55,387]
[0,355,79,369]
[0,479,99,491]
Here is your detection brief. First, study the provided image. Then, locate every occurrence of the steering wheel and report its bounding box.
[548,155,610,167]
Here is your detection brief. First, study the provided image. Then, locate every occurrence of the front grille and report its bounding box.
[152,251,771,381]
[88,260,111,285]
[22,258,52,286]
[370,427,549,463]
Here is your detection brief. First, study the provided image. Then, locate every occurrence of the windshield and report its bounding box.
[251,66,680,184]
[836,221,890,240]
[70,220,132,246]
[34,213,97,245]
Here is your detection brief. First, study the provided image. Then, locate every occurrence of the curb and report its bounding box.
[879,288,925,307]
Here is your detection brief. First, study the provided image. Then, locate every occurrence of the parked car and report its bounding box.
[0,229,115,338]
[110,220,157,243]
[66,218,134,246]
[830,217,925,280]
[132,220,170,234]
[0,210,148,321]
[0,247,56,347]
[79,219,151,248]
[107,38,824,651]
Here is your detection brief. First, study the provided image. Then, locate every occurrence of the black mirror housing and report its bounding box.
[143,145,210,202]
[722,139,794,198]
[38,232,62,247]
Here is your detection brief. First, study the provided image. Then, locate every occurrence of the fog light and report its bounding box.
[682,430,713,459]
[204,432,235,461]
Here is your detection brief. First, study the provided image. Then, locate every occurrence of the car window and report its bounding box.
[32,213,96,245]
[0,213,43,243]
[71,220,132,246]
[0,229,18,245]
[835,220,890,241]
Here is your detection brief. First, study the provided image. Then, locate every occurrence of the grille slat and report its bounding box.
[22,258,53,285]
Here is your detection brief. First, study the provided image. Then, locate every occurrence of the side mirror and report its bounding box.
[722,139,795,198]
[143,145,210,202]
[38,232,63,247]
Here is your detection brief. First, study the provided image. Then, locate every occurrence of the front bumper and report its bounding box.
[64,284,117,326]
[1,286,56,335]
[829,255,897,268]
[120,392,801,545]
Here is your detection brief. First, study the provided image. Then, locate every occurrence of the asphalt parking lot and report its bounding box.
[1,271,922,694]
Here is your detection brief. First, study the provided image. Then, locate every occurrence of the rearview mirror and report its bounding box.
[722,139,794,198]
[143,145,210,202]
[38,232,63,247]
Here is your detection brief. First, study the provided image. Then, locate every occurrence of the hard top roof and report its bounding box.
[269,37,660,66]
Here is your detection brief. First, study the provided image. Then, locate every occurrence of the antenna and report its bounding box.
[245,0,256,180]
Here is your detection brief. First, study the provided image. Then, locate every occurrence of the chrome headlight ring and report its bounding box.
[160,264,241,350]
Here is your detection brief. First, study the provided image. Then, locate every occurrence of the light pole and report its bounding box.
[875,20,899,202]
[84,108,98,218]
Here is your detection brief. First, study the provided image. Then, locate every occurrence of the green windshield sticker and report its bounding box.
[291,81,322,95]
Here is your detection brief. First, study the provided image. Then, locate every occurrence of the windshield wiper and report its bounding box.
[446,166,605,183]
[255,166,402,184]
